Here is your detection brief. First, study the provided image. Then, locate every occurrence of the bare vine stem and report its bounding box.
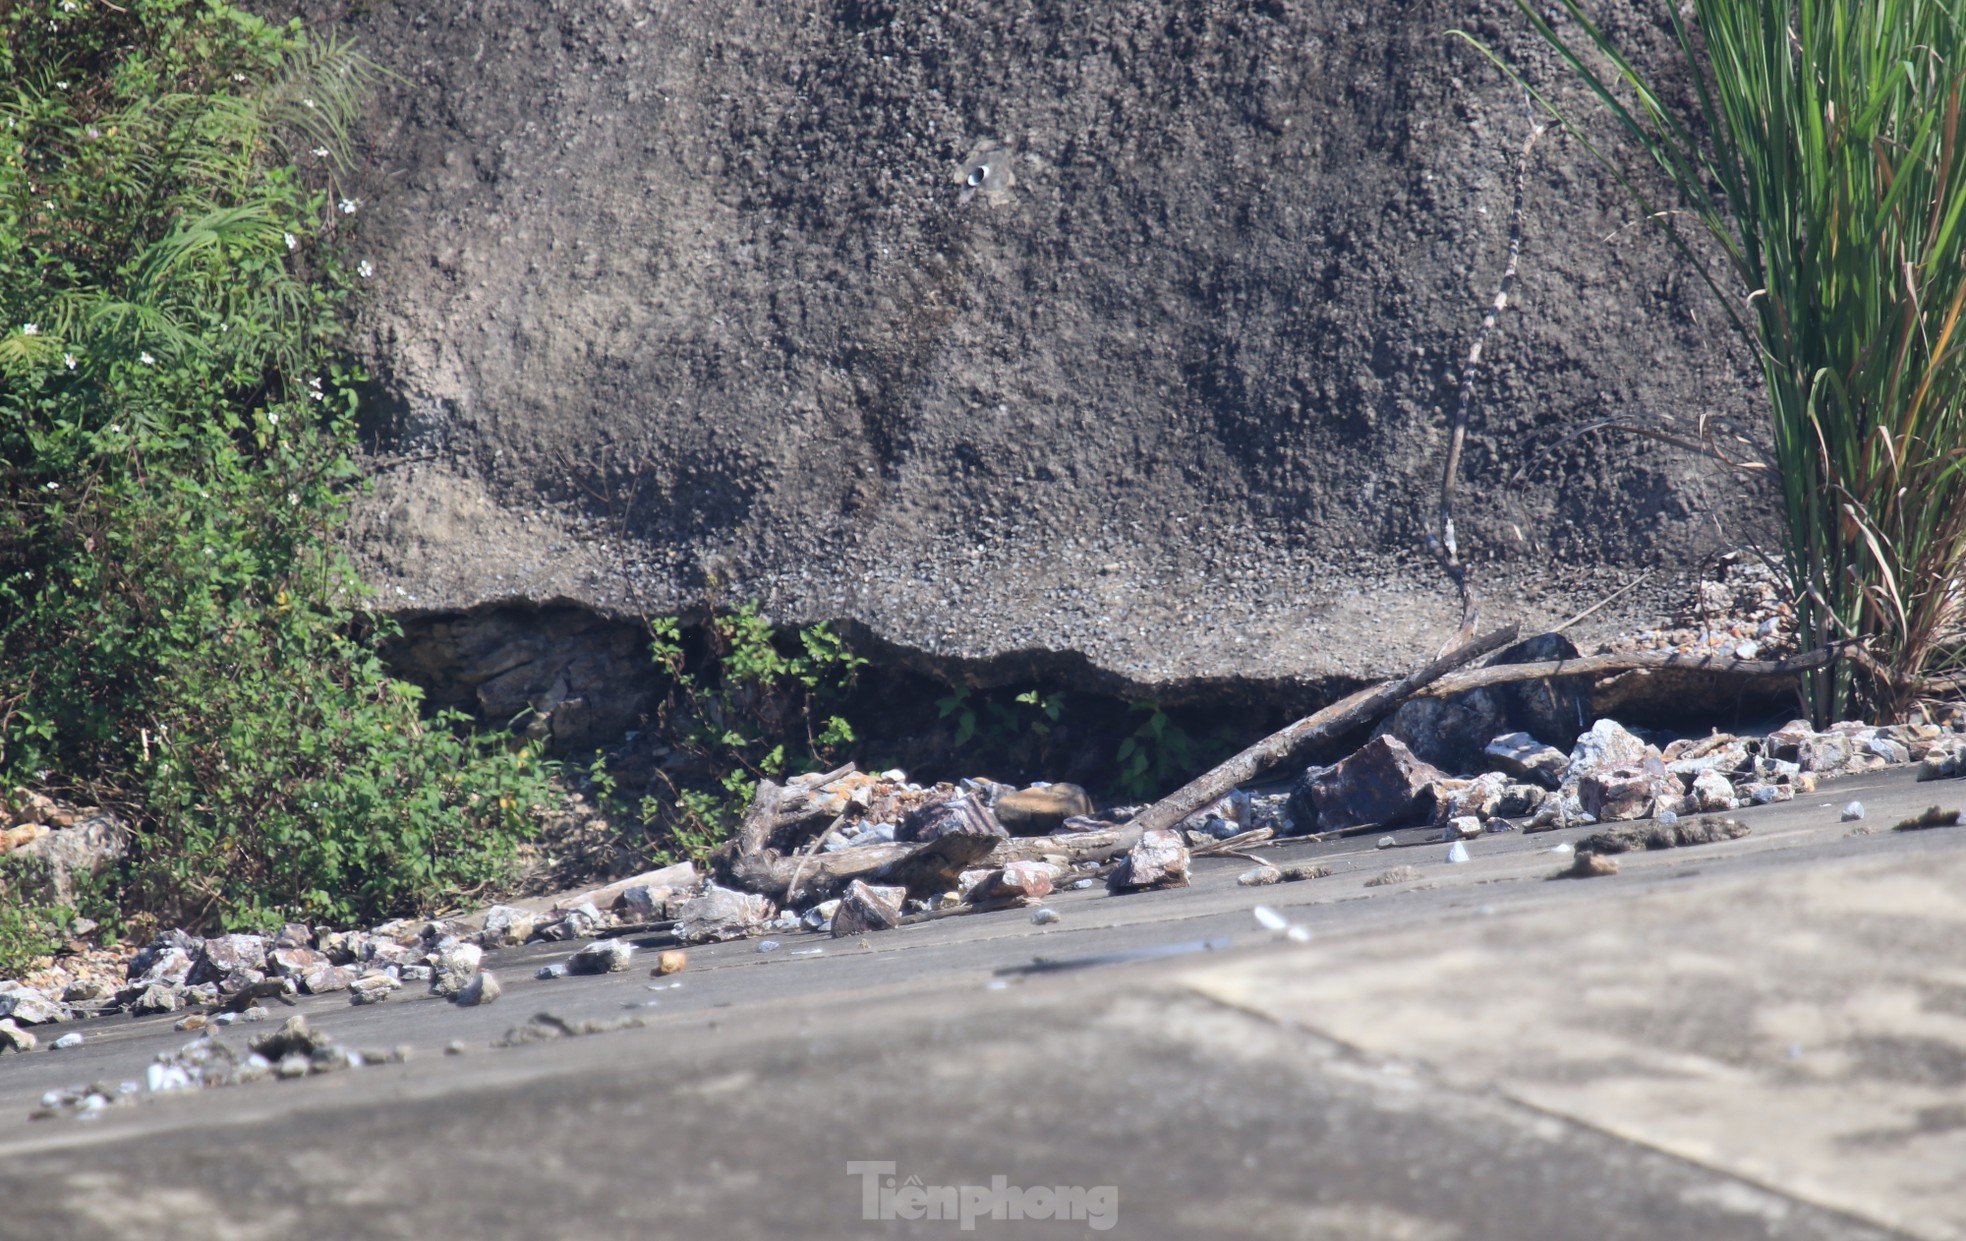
[1429,104,1546,650]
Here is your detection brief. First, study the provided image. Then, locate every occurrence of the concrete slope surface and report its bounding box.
[305,0,1776,691]
[1,766,1961,1238]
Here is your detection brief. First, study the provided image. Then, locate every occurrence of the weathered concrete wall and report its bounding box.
[311,0,1772,699]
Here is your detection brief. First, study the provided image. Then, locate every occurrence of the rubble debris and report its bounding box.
[348,972,402,1005]
[830,879,903,937]
[1106,828,1190,893]
[1841,801,1867,822]
[1484,732,1569,788]
[1029,906,1062,925]
[1305,736,1448,832]
[899,791,1003,843]
[452,970,502,1007]
[1577,760,1680,823]
[477,905,538,948]
[650,950,688,977]
[1578,817,1750,854]
[0,1018,37,1053]
[565,939,635,975]
[1444,841,1470,864]
[1238,865,1282,886]
[674,884,775,945]
[966,859,1056,907]
[429,941,484,997]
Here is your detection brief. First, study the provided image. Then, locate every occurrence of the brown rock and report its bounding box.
[1308,736,1450,832]
[650,950,688,977]
[1578,764,1670,822]
[1579,817,1750,854]
[1559,852,1620,878]
[993,784,1095,834]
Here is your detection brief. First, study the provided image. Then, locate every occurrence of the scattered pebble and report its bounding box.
[565,938,635,975]
[1376,835,1396,849]
[1841,801,1866,822]
[1237,865,1282,887]
[756,939,781,954]
[51,1032,83,1050]
[451,969,502,1007]
[650,950,688,977]
[536,964,567,980]
[1444,841,1470,864]
[1029,907,1062,926]
[445,1040,471,1055]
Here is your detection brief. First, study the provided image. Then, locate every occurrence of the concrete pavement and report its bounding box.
[0,764,1961,1239]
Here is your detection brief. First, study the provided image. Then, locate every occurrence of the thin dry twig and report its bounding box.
[1430,106,1545,647]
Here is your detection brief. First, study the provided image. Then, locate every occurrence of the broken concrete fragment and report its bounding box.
[993,784,1095,834]
[899,791,1004,843]
[452,970,502,1006]
[0,987,65,1025]
[1237,865,1282,886]
[1688,768,1737,813]
[565,939,635,975]
[1307,736,1449,832]
[831,879,904,936]
[674,884,774,944]
[1564,719,1655,787]
[429,941,484,996]
[1106,828,1190,893]
[966,859,1056,907]
[477,905,538,948]
[1484,732,1569,788]
[1578,764,1667,822]
[0,1018,36,1053]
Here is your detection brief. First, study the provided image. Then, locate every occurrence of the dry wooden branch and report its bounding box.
[1128,623,1521,835]
[1411,643,1841,698]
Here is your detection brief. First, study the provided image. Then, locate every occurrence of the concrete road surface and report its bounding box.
[1,764,1962,1240]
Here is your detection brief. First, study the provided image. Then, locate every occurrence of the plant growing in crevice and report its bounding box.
[1465,0,1966,722]
[635,603,867,864]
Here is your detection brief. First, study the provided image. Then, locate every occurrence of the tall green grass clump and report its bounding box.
[0,0,552,933]
[1476,1,1966,722]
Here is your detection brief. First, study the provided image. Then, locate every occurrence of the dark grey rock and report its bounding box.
[1306,737,1449,832]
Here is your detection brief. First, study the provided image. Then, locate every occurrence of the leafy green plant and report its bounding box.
[1470,0,1966,722]
[1113,703,1199,803]
[637,604,867,863]
[0,1,553,930]
[934,685,1066,749]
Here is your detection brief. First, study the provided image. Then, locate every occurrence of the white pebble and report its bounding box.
[1252,905,1289,931]
[756,939,781,954]
[1285,925,1312,943]
[1029,906,1062,925]
[1841,801,1866,821]
[1445,841,1470,863]
[52,1032,84,1050]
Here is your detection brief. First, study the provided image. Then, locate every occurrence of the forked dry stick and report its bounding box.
[1430,106,1546,651]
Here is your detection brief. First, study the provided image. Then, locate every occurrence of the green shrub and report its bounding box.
[0,0,552,930]
[1474,0,1966,722]
[636,604,866,864]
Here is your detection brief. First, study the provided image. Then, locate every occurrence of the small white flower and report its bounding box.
[284,232,298,251]
[64,353,77,369]
[288,492,300,507]
[302,98,317,109]
[311,146,329,158]
[268,411,280,424]
[139,352,155,365]
[307,376,322,389]
[357,260,374,279]
[309,389,325,402]
[232,73,246,83]
[61,1,77,11]
[55,81,68,90]
[44,481,58,491]
[338,198,358,215]
[21,323,38,335]
[108,424,120,434]
[85,126,99,139]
